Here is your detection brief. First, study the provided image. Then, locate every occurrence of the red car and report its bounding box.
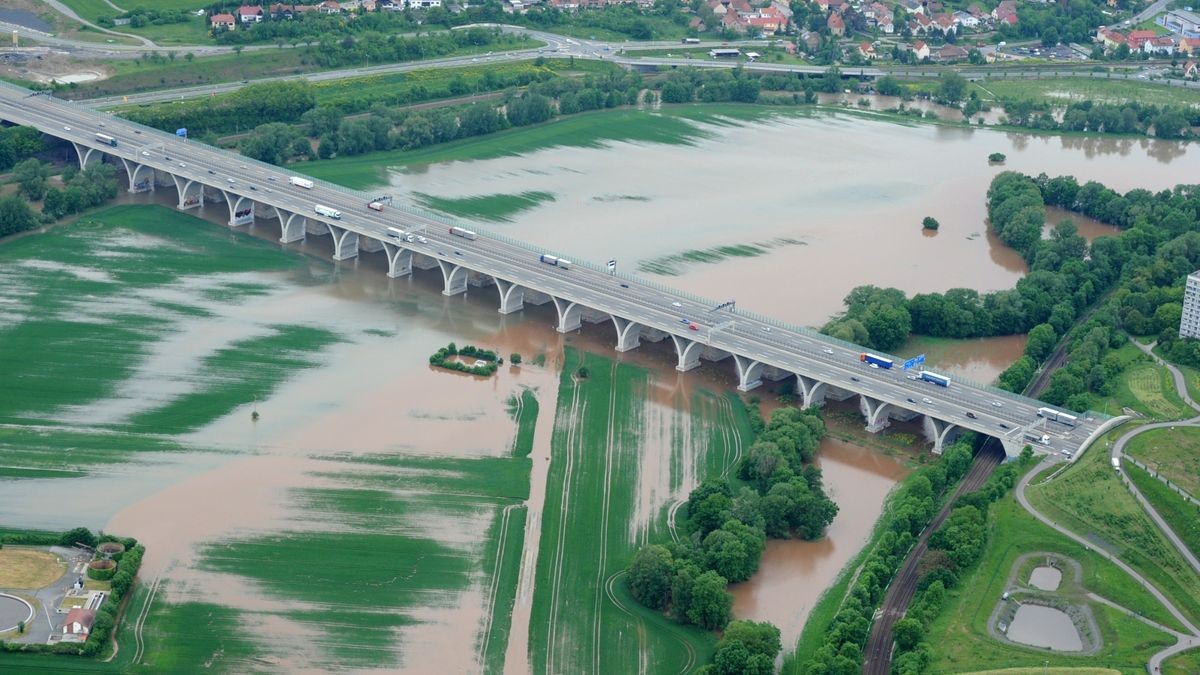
[688,322,700,331]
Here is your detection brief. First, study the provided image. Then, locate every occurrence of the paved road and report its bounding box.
[0,80,1102,459]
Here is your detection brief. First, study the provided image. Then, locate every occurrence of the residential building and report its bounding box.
[1145,35,1175,54]
[936,44,969,60]
[1180,270,1200,339]
[858,41,877,58]
[952,10,979,29]
[1127,29,1157,50]
[877,14,894,33]
[912,39,929,59]
[237,5,265,22]
[992,0,1017,26]
[827,12,845,36]
[932,12,955,33]
[1179,37,1196,54]
[1183,59,1198,77]
[62,609,95,642]
[897,0,922,14]
[210,12,237,29]
[318,0,342,13]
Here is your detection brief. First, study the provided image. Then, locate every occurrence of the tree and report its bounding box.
[922,216,939,231]
[627,545,675,610]
[893,617,924,650]
[1025,323,1058,362]
[875,75,904,97]
[60,527,97,548]
[703,520,764,583]
[14,158,50,201]
[718,620,782,660]
[510,353,522,365]
[686,570,733,630]
[937,72,967,105]
[240,123,300,165]
[0,195,39,237]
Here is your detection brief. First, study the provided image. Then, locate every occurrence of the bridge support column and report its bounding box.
[382,243,412,278]
[171,175,201,211]
[222,192,254,227]
[438,260,468,296]
[611,316,642,352]
[733,354,764,392]
[551,296,582,333]
[797,374,828,409]
[923,417,960,455]
[999,437,1028,459]
[273,208,306,243]
[671,335,702,372]
[70,142,100,170]
[325,224,358,261]
[860,396,892,433]
[494,279,524,314]
[120,158,154,193]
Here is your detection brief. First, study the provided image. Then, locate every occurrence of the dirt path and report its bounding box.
[503,370,565,675]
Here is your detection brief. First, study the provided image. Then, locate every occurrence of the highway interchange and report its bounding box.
[0,81,1111,457]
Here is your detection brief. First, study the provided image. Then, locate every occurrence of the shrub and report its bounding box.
[922,216,940,231]
[988,152,1006,163]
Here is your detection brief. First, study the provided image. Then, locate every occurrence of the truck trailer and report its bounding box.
[314,204,342,220]
[919,371,951,387]
[450,226,477,240]
[860,353,894,369]
[290,177,314,189]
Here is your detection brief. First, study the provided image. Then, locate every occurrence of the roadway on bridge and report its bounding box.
[0,83,1102,456]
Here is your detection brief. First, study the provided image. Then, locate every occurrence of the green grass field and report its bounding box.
[1125,426,1200,499]
[1125,463,1200,561]
[528,348,754,674]
[58,0,212,44]
[299,104,789,190]
[1163,647,1200,674]
[926,493,1177,673]
[977,77,1200,109]
[1083,343,1189,420]
[1026,433,1200,628]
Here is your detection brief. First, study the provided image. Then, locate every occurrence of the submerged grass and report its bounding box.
[639,237,804,276]
[415,190,556,222]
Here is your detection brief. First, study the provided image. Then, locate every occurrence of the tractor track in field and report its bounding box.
[131,573,161,666]
[477,502,517,671]
[544,374,583,674]
[592,361,621,675]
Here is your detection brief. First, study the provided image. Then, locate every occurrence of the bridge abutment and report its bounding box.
[551,297,582,333]
[382,243,412,278]
[860,395,892,433]
[171,175,201,211]
[923,417,960,455]
[222,192,254,227]
[438,260,468,296]
[274,208,306,243]
[325,224,358,261]
[671,335,702,372]
[120,158,154,193]
[494,279,524,314]
[733,355,764,392]
[611,316,642,352]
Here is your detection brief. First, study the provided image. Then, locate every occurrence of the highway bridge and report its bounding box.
[0,81,1123,458]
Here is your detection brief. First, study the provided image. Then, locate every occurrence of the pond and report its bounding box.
[1007,604,1083,651]
[1029,565,1063,591]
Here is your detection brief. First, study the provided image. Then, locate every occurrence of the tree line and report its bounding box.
[1002,98,1197,140]
[625,405,836,671]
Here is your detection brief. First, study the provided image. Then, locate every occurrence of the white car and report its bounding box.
[142,151,151,157]
[922,397,933,404]
[63,126,71,131]
[822,348,834,355]
[672,302,683,308]
[991,400,1003,407]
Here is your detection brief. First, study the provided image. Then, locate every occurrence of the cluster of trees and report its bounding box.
[428,342,500,376]
[41,165,121,221]
[97,7,191,28]
[0,126,45,172]
[126,81,316,137]
[659,69,760,105]
[0,528,144,657]
[13,158,51,201]
[0,197,39,238]
[889,451,1033,674]
[627,407,837,638]
[799,439,977,674]
[706,620,783,675]
[995,0,1108,45]
[1003,99,1197,140]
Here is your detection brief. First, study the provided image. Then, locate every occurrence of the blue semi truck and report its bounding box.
[919,371,951,387]
[860,353,894,369]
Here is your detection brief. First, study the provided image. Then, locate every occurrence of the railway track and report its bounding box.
[861,442,1004,675]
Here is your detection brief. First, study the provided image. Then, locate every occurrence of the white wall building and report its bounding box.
[1180,270,1200,339]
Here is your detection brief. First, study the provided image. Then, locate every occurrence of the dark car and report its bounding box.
[906,397,916,403]
[999,423,1010,429]
[207,169,215,174]
[620,283,629,288]
[965,411,977,419]
[850,376,860,382]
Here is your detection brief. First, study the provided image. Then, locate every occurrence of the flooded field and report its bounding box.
[901,334,1029,385]
[373,108,1199,326]
[730,437,910,650]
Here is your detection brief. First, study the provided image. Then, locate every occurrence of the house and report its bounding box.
[932,12,955,32]
[722,11,748,33]
[952,10,979,29]
[1097,27,1128,49]
[707,0,727,15]
[911,12,932,33]
[897,0,922,15]
[770,0,792,18]
[237,5,264,22]
[858,41,877,58]
[1145,35,1175,54]
[783,40,797,54]
[408,0,441,7]
[992,0,1017,26]
[1127,29,1157,50]
[1179,37,1196,54]
[1183,60,1197,77]
[936,44,969,61]
[210,12,237,29]
[814,0,831,11]
[912,39,929,59]
[318,0,341,13]
[62,609,95,642]
[827,12,845,36]
[877,14,894,34]
[800,30,821,52]
[688,16,706,30]
[746,6,788,35]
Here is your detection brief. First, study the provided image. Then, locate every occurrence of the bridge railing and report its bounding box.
[4,80,1109,421]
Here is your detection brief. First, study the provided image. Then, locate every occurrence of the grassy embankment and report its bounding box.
[0,204,533,671]
[925,491,1178,673]
[1124,463,1200,561]
[1025,430,1200,628]
[971,77,1200,110]
[1076,342,1192,420]
[1164,648,1200,674]
[529,347,754,674]
[59,0,234,45]
[1125,426,1200,499]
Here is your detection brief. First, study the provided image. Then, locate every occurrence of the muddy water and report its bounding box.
[903,334,1029,385]
[1044,205,1121,243]
[1029,566,1063,592]
[384,111,1198,327]
[1007,604,1083,651]
[730,437,910,650]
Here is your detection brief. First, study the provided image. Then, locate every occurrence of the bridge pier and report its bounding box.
[671,335,702,372]
[797,374,828,409]
[382,243,412,278]
[273,208,306,243]
[222,191,254,227]
[923,417,960,455]
[494,279,524,314]
[171,175,202,211]
[119,158,154,193]
[611,316,642,352]
[551,296,582,333]
[860,395,892,433]
[733,355,764,392]
[324,223,358,261]
[70,142,100,170]
[438,260,468,296]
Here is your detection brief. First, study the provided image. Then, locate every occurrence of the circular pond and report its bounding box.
[1029,565,1062,591]
[0,593,35,632]
[1007,604,1083,651]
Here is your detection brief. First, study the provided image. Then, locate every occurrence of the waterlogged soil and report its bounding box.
[730,437,909,650]
[374,108,1199,326]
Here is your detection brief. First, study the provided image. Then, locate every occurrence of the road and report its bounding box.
[0,80,1102,460]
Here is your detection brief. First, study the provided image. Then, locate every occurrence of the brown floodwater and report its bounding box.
[730,437,910,651]
[1044,205,1121,243]
[902,333,1029,385]
[384,111,1199,327]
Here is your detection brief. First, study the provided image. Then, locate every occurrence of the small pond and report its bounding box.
[1029,565,1063,591]
[1007,604,1083,651]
